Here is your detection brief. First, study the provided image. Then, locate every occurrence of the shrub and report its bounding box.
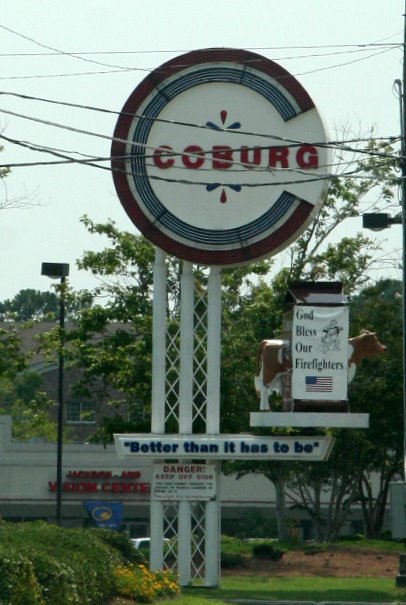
[252,542,284,561]
[0,552,44,605]
[303,543,324,556]
[0,521,121,605]
[23,548,79,605]
[221,552,245,568]
[89,528,145,565]
[114,564,179,603]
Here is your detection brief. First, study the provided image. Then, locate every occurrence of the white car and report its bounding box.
[130,537,150,550]
[130,537,171,550]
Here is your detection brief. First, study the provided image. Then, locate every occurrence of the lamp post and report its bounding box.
[41,262,69,526]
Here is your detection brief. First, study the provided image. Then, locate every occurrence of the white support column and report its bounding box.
[207,265,221,434]
[179,261,194,432]
[205,463,221,587]
[177,500,192,585]
[150,499,164,571]
[150,249,167,573]
[205,266,221,586]
[178,261,194,585]
[151,248,167,434]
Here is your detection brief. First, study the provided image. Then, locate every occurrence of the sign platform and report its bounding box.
[250,412,369,428]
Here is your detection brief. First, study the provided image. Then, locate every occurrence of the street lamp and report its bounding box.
[362,213,402,232]
[41,262,69,526]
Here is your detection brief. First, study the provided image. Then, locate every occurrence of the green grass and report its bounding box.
[157,576,406,604]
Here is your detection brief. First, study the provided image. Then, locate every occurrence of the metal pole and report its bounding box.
[56,275,65,526]
[150,247,167,569]
[402,2,406,480]
[151,247,167,434]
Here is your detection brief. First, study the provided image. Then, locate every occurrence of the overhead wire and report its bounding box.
[0,46,398,81]
[0,96,401,163]
[0,22,401,81]
[0,132,401,191]
[0,25,401,182]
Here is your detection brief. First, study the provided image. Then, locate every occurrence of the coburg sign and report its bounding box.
[111,47,329,266]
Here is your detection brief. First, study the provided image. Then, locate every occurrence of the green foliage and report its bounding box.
[0,324,56,441]
[114,564,179,602]
[0,325,26,378]
[0,521,122,605]
[0,551,43,605]
[89,528,145,565]
[0,289,59,321]
[221,510,278,539]
[0,371,57,442]
[220,552,245,568]
[252,542,284,560]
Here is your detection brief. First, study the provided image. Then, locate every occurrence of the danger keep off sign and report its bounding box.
[152,463,216,501]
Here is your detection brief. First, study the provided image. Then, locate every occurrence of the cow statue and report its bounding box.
[347,329,387,382]
[255,330,386,412]
[254,339,288,411]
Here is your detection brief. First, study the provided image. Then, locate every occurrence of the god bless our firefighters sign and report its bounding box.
[111,48,329,265]
[292,306,349,401]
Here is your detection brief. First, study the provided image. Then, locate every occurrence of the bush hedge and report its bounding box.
[0,521,124,605]
[252,542,284,561]
[220,552,245,568]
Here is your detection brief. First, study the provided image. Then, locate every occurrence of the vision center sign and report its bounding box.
[292,305,349,400]
[115,434,334,461]
[111,48,329,265]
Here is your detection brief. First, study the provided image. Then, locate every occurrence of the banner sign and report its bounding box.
[115,434,334,461]
[83,501,123,530]
[152,463,216,501]
[291,305,349,400]
[111,48,329,266]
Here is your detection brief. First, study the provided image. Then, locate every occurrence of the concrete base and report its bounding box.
[250,412,369,428]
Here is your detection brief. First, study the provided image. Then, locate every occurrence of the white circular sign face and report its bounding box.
[112,48,329,266]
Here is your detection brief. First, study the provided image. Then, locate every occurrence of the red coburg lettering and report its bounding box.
[152,144,318,170]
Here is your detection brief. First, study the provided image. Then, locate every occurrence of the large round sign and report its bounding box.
[111,48,329,266]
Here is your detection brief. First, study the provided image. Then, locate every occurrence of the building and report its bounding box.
[0,414,389,540]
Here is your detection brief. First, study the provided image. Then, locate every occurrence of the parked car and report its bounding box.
[130,537,150,550]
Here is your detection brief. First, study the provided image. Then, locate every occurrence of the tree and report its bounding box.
[347,279,403,537]
[0,289,59,321]
[0,325,56,440]
[0,141,42,210]
[63,137,398,538]
[219,138,398,540]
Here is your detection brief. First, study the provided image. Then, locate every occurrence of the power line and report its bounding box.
[0,45,400,61]
[0,97,400,160]
[0,46,398,81]
[0,132,400,190]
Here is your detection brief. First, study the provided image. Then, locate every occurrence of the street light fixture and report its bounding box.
[41,262,69,526]
[362,213,402,232]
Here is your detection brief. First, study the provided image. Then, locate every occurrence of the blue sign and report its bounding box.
[83,501,123,530]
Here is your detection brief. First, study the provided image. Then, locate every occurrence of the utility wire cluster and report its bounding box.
[0,23,402,186]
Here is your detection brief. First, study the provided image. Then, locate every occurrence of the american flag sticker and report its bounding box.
[305,376,333,392]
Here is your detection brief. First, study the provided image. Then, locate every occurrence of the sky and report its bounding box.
[0,0,404,300]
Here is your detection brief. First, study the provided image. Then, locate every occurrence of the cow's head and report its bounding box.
[358,329,387,357]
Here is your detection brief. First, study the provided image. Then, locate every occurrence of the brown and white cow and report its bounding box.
[347,329,387,383]
[255,330,386,411]
[254,339,287,411]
